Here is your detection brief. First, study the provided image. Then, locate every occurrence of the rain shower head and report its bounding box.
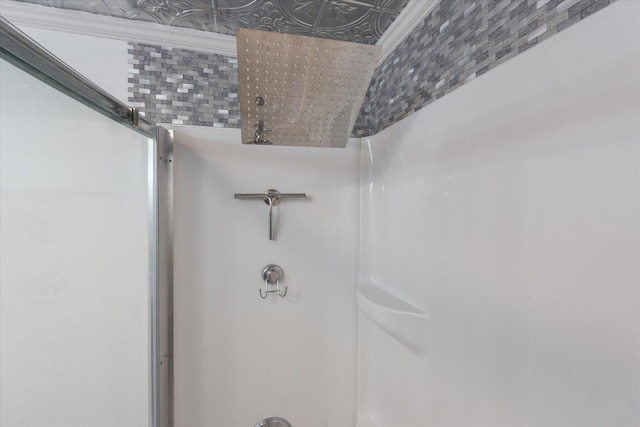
[237,28,381,148]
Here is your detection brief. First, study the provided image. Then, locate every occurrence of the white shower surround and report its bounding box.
[358,2,639,425]
[172,2,639,426]
[171,128,361,426]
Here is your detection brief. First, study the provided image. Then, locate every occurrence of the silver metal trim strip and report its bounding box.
[148,137,159,427]
[150,127,174,427]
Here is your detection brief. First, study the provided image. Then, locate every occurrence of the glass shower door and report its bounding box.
[0,57,151,427]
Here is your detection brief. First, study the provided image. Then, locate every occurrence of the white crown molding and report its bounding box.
[0,0,237,56]
[376,0,439,63]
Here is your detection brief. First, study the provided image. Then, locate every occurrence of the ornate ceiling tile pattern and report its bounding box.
[12,0,410,44]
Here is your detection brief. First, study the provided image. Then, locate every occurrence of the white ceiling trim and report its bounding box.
[0,0,438,63]
[377,0,440,63]
[0,0,237,56]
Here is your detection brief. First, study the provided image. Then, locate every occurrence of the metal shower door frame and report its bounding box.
[150,125,174,427]
[0,16,174,427]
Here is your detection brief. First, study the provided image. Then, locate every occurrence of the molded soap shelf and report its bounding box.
[357,283,427,353]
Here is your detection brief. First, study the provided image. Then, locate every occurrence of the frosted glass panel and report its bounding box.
[0,59,150,427]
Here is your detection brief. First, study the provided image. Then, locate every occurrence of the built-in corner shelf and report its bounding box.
[357,283,428,354]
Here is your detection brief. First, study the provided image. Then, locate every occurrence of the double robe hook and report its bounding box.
[260,264,286,299]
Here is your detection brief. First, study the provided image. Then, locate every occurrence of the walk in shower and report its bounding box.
[0,18,173,427]
[1,1,639,426]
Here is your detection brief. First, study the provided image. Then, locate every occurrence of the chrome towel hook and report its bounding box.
[260,264,287,299]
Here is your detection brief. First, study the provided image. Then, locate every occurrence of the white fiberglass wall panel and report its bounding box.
[172,126,360,427]
[358,2,639,427]
[0,59,150,427]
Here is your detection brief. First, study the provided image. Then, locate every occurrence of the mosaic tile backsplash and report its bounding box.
[128,43,240,127]
[128,0,616,137]
[363,0,617,135]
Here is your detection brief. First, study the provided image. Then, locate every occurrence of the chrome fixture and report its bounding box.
[250,119,272,145]
[260,264,286,299]
[237,28,381,147]
[234,189,307,240]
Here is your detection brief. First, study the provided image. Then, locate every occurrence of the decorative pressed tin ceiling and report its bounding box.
[10,0,410,44]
